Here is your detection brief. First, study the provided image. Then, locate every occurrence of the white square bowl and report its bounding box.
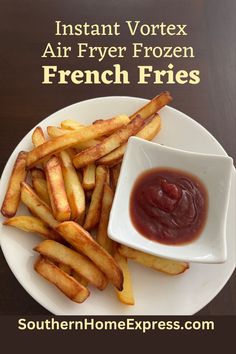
[108,137,234,263]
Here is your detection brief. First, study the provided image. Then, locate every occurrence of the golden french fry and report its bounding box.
[93,119,104,124]
[45,156,71,222]
[106,168,111,185]
[114,251,135,305]
[47,126,101,150]
[73,115,144,168]
[76,170,82,182]
[3,215,62,242]
[57,263,72,275]
[57,238,83,281]
[59,150,85,220]
[118,245,189,275]
[27,115,129,168]
[1,151,27,218]
[3,215,49,236]
[34,256,90,303]
[21,182,59,229]
[32,127,46,147]
[47,126,72,138]
[140,113,162,138]
[31,168,50,205]
[32,127,71,222]
[96,183,114,254]
[61,119,85,130]
[34,240,107,290]
[130,91,172,121]
[55,221,123,291]
[83,165,107,230]
[98,114,161,166]
[71,270,88,287]
[111,163,121,190]
[31,167,46,181]
[82,164,96,191]
[66,148,77,159]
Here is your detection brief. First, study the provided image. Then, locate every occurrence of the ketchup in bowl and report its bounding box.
[130,168,208,245]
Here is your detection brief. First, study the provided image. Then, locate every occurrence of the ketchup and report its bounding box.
[130,168,208,245]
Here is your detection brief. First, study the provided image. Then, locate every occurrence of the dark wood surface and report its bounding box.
[0,0,235,315]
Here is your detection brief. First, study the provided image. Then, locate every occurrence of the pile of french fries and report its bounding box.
[1,92,189,306]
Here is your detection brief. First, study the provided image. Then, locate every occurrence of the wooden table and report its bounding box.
[0,0,235,315]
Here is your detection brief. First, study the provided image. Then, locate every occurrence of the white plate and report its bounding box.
[0,96,235,315]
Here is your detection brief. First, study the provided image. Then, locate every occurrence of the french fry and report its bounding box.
[59,150,85,220]
[111,163,121,190]
[57,263,72,275]
[61,119,85,130]
[3,215,63,242]
[93,119,104,125]
[31,168,50,205]
[32,127,46,147]
[106,168,110,185]
[21,182,59,229]
[45,156,71,222]
[71,270,89,287]
[96,183,114,254]
[31,167,45,179]
[56,221,123,290]
[1,151,27,218]
[27,115,130,168]
[76,170,82,181]
[66,148,77,159]
[47,126,69,138]
[32,127,71,222]
[34,256,90,303]
[129,91,172,121]
[118,245,189,275]
[73,115,144,168]
[82,164,96,191]
[83,165,107,230]
[34,240,107,290]
[47,126,101,150]
[57,256,75,280]
[114,251,134,305]
[98,114,161,166]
